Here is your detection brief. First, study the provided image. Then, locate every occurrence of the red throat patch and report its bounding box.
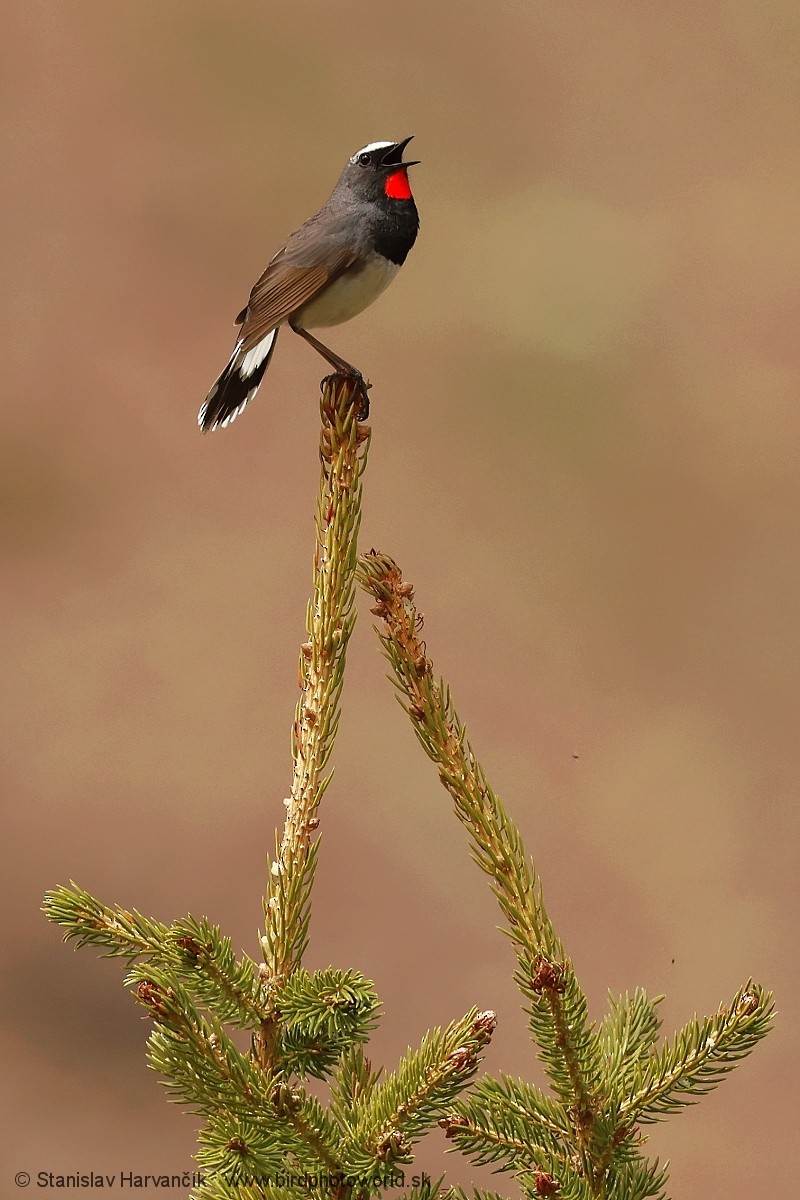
[384,168,413,200]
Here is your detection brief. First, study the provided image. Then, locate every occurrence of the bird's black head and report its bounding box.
[336,137,420,204]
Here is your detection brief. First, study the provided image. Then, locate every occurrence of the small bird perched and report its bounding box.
[198,137,420,432]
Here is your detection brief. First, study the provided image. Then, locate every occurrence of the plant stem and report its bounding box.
[258,376,371,1056]
[356,551,600,1145]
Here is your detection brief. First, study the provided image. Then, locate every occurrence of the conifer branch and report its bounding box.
[621,981,774,1123]
[261,378,371,995]
[357,551,773,1198]
[43,886,267,1028]
[127,963,275,1120]
[277,967,380,1038]
[330,1046,383,1136]
[42,375,774,1200]
[44,380,500,1200]
[130,960,347,1179]
[596,990,663,1098]
[170,915,268,1028]
[197,1112,291,1181]
[275,968,381,1079]
[193,1177,301,1200]
[270,1083,343,1173]
[346,1009,497,1172]
[595,1155,669,1200]
[356,553,601,1125]
[441,1113,571,1180]
[441,1074,572,1172]
[43,882,170,958]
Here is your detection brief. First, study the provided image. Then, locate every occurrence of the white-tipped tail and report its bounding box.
[198,329,279,433]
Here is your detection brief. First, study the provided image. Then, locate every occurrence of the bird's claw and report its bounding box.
[323,371,371,421]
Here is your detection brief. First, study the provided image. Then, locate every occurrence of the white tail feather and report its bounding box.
[240,330,277,378]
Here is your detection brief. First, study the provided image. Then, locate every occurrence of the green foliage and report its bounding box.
[444,1075,572,1172]
[261,383,372,989]
[597,989,664,1098]
[622,981,774,1123]
[357,550,774,1199]
[193,1178,296,1200]
[42,886,268,1030]
[43,881,170,958]
[275,968,381,1079]
[125,962,272,1120]
[600,1156,669,1200]
[330,1045,383,1135]
[42,377,773,1200]
[168,914,268,1028]
[345,1010,497,1173]
[43,379,495,1200]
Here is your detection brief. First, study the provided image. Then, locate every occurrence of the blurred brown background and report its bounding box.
[2,1,798,1195]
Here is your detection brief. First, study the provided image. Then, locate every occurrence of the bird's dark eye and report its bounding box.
[358,152,371,167]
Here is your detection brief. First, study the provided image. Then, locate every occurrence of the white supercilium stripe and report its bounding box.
[240,330,277,378]
[349,140,393,163]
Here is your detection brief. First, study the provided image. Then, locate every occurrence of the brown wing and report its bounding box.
[236,210,358,352]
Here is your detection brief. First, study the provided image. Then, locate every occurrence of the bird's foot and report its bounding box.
[323,369,372,421]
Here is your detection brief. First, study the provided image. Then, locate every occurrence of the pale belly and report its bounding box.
[291,254,399,329]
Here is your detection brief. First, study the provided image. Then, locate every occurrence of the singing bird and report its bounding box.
[198,137,420,432]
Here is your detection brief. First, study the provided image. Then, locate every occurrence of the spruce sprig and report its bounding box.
[356,550,773,1199]
[261,379,372,995]
[443,1074,572,1171]
[125,962,275,1121]
[621,981,773,1122]
[42,884,267,1027]
[43,378,495,1200]
[275,967,381,1079]
[43,881,171,958]
[345,1010,497,1173]
[596,990,664,1097]
[330,1045,384,1137]
[168,914,267,1028]
[40,376,771,1200]
[356,552,602,1123]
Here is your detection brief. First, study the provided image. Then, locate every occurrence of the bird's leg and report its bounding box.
[292,326,358,374]
[291,326,371,420]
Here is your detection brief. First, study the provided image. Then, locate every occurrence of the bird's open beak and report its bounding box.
[380,136,421,168]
